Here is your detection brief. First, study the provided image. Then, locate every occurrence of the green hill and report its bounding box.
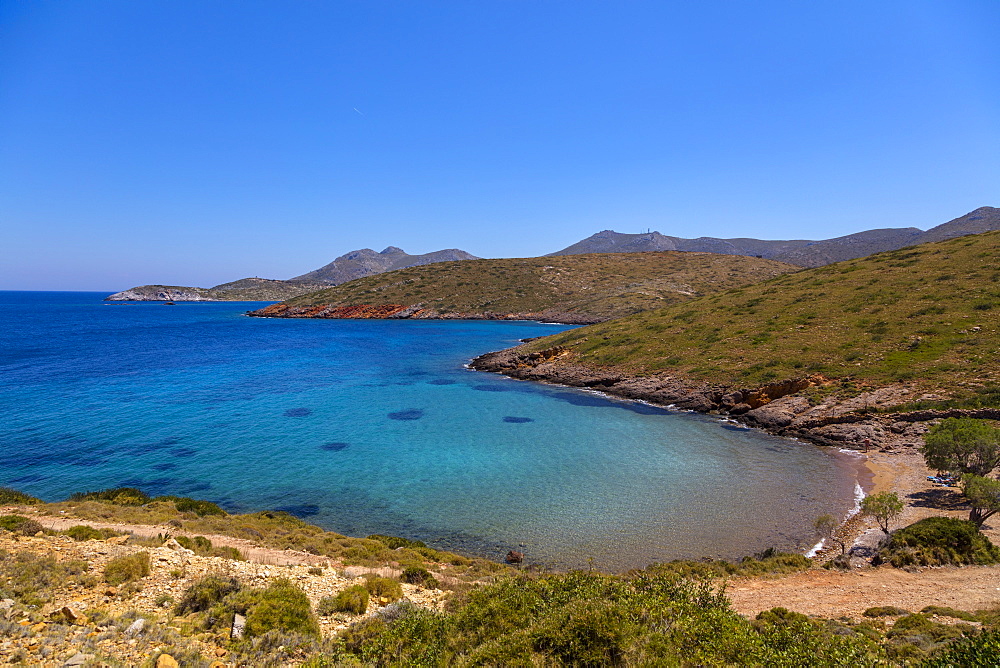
[523,232,1000,401]
[271,252,798,323]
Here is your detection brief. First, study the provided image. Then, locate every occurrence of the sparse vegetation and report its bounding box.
[0,514,44,536]
[281,252,798,322]
[364,575,403,603]
[522,231,1000,394]
[0,487,41,505]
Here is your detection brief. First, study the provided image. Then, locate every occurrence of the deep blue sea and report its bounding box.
[0,292,864,570]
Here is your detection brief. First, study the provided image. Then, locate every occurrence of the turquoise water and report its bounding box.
[0,291,863,571]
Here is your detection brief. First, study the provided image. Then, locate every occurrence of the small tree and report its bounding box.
[921,418,1000,477]
[962,475,1000,528]
[861,491,904,535]
[813,514,845,555]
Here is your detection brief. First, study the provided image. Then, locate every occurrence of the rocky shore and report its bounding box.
[469,343,1000,453]
[246,302,603,324]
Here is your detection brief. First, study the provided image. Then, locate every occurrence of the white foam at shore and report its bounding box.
[805,539,825,558]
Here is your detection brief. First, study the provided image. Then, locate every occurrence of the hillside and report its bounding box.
[292,246,478,284]
[548,206,999,268]
[515,231,1000,399]
[253,252,799,323]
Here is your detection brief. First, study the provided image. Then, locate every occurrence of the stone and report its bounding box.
[126,617,145,635]
[214,647,228,657]
[505,550,524,564]
[50,606,87,626]
[231,613,246,640]
[156,654,180,668]
[63,652,91,667]
[31,622,46,632]
[106,534,130,545]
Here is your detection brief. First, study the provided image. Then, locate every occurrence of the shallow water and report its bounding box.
[0,291,864,571]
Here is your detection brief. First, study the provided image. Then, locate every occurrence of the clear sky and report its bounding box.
[2,1,998,290]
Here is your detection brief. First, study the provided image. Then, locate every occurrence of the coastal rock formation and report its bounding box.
[246,302,604,325]
[106,278,329,302]
[468,344,980,452]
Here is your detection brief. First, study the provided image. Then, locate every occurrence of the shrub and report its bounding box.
[175,575,242,614]
[175,535,213,553]
[319,586,370,615]
[367,534,427,550]
[244,578,320,638]
[154,495,226,517]
[214,545,245,561]
[104,552,150,585]
[922,628,1000,667]
[874,517,1000,567]
[69,487,150,505]
[63,525,106,541]
[920,605,979,622]
[401,565,438,588]
[0,515,43,536]
[863,606,909,617]
[364,576,403,603]
[0,487,40,505]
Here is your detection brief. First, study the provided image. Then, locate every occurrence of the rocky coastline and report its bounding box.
[469,343,1000,453]
[246,302,604,325]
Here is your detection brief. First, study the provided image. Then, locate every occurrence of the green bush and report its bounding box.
[244,578,320,638]
[863,606,909,617]
[401,565,438,588]
[176,535,213,553]
[318,586,369,615]
[367,534,427,550]
[920,605,979,622]
[0,515,44,536]
[874,517,1000,567]
[104,551,150,585]
[63,525,107,541]
[69,487,150,506]
[922,628,1000,667]
[364,575,403,603]
[0,487,41,505]
[214,545,245,561]
[154,495,226,517]
[175,575,242,614]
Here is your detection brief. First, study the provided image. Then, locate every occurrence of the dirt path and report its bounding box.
[6,509,329,567]
[728,565,1000,619]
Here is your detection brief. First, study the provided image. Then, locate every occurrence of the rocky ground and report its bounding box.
[0,524,447,666]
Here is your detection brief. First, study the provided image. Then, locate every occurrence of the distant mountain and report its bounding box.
[107,245,479,301]
[549,207,999,268]
[292,246,479,285]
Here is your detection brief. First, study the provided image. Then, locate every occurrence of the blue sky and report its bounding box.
[2,1,998,290]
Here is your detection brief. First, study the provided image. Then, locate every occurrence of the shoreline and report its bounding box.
[466,341,984,562]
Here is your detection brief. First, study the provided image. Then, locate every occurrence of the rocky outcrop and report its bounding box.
[469,345,964,452]
[106,286,214,301]
[246,303,604,325]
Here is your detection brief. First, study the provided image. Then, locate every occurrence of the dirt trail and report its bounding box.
[7,509,328,567]
[728,565,1000,619]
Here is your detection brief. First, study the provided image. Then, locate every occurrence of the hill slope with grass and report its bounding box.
[251,252,799,323]
[487,231,1000,410]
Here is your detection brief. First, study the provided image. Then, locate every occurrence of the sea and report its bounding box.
[0,291,866,571]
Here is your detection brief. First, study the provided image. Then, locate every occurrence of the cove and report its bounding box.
[0,292,864,571]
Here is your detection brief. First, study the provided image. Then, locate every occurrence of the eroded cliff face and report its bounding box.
[468,345,999,453]
[246,303,602,324]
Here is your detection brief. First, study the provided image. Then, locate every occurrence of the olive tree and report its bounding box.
[921,418,1000,477]
[813,514,846,555]
[962,475,1000,528]
[861,491,904,535]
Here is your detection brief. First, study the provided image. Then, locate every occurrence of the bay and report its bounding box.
[0,291,863,571]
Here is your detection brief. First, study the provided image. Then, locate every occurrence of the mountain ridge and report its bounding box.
[549,206,999,267]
